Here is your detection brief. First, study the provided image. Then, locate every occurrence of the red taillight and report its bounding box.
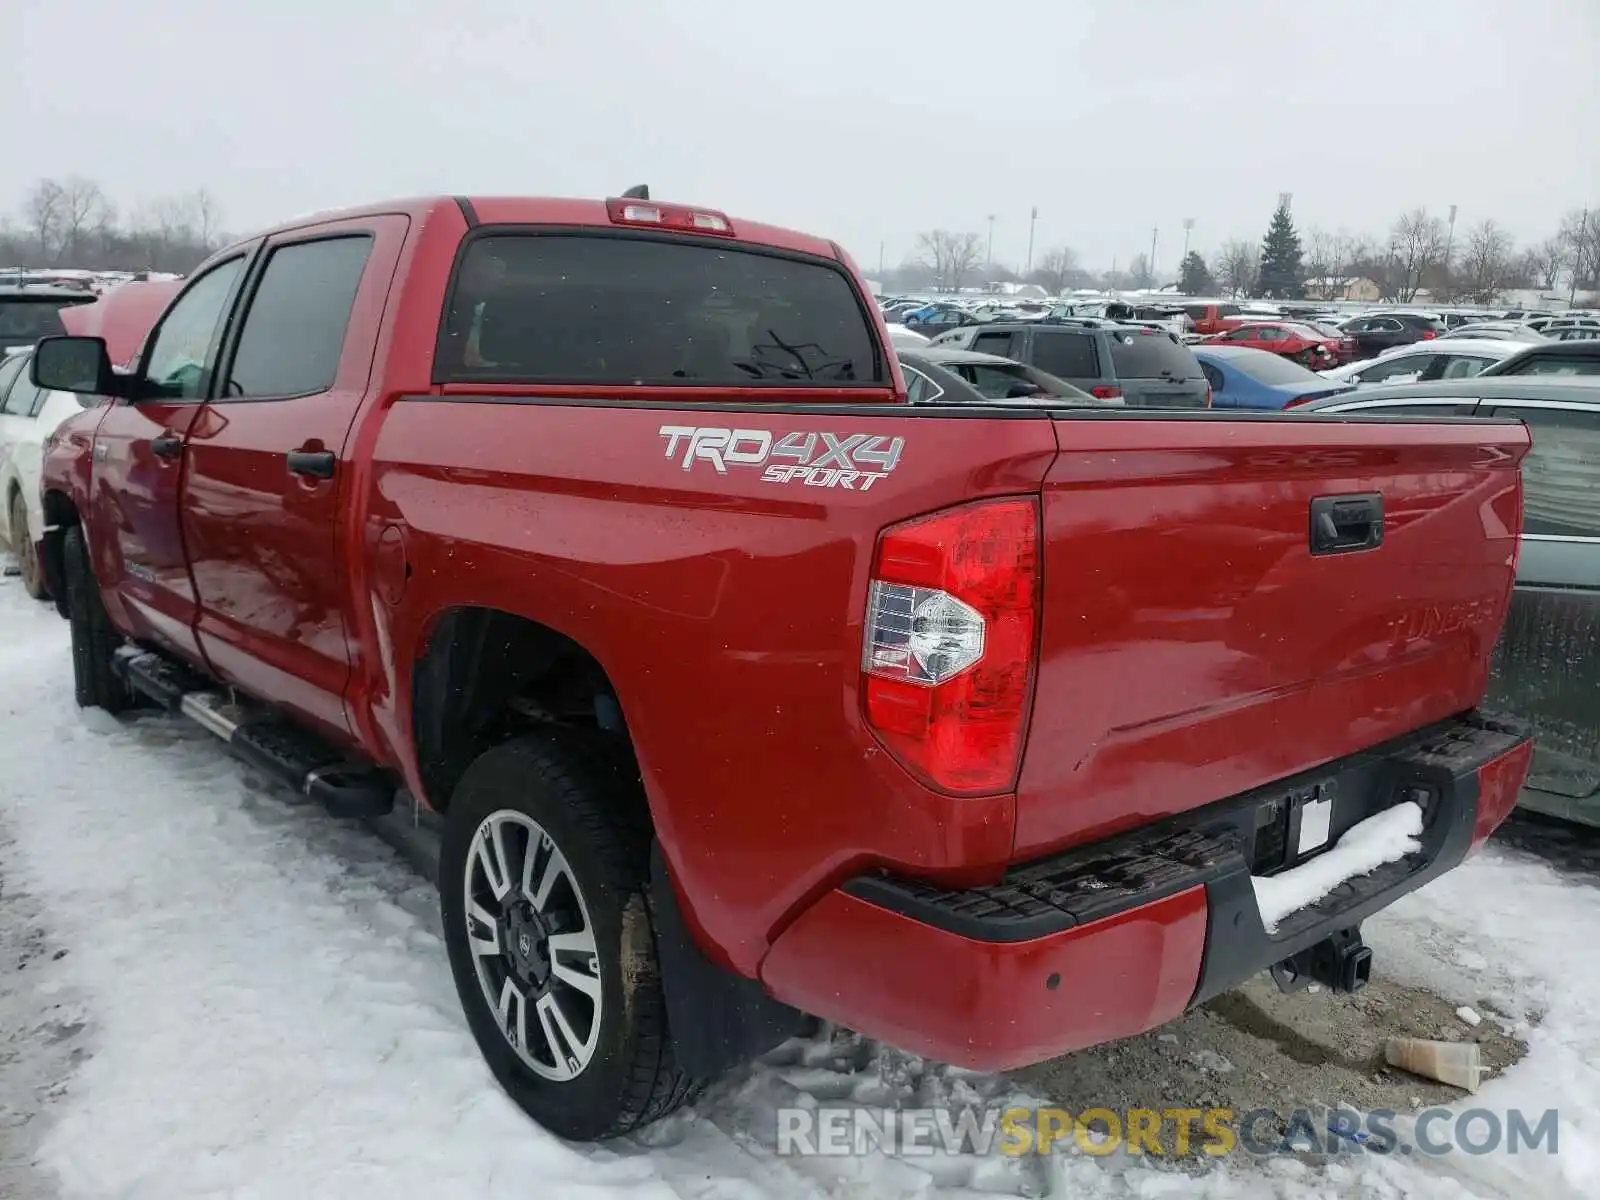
[1422,330,1437,340]
[861,498,1040,796]
[606,198,735,236]
[1090,385,1122,400]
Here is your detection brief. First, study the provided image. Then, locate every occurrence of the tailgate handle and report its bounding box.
[1310,493,1383,555]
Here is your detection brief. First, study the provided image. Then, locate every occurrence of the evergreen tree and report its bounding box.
[1177,250,1214,295]
[1256,202,1305,299]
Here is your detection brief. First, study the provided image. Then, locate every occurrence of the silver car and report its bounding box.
[1297,378,1600,826]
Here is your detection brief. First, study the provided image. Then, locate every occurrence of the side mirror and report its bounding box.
[31,336,123,397]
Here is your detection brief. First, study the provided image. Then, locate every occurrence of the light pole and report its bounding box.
[1148,226,1158,285]
[986,214,996,266]
[1027,206,1038,275]
[1571,206,1589,306]
[1444,204,1458,281]
[1182,217,1195,262]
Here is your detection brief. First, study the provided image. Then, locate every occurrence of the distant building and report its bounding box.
[1305,276,1381,302]
[985,282,1049,299]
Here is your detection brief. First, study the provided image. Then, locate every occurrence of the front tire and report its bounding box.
[439,730,703,1139]
[62,526,133,712]
[9,491,47,600]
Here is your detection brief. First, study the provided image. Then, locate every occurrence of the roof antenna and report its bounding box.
[621,184,650,200]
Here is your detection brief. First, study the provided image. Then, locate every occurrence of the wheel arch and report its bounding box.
[408,605,633,817]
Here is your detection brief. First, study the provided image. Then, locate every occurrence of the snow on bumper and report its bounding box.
[760,712,1532,1072]
[1251,800,1424,933]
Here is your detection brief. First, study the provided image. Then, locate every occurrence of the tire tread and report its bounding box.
[62,526,130,712]
[442,728,707,1138]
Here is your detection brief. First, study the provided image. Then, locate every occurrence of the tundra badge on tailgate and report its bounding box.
[658,426,904,491]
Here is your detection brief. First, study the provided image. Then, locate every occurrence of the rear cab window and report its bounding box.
[435,233,884,387]
[1109,331,1203,379]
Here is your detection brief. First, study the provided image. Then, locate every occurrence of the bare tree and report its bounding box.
[1029,245,1079,296]
[1521,237,1566,291]
[1304,228,1336,286]
[1389,208,1447,302]
[2,175,220,272]
[189,188,223,247]
[1303,228,1364,296]
[1559,207,1600,294]
[1460,219,1514,304]
[911,229,983,293]
[1127,253,1154,289]
[1213,239,1258,299]
[57,177,115,261]
[24,179,67,259]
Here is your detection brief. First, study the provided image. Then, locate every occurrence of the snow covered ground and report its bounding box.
[2,573,1599,1199]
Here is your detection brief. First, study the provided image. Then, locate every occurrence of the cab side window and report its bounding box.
[3,371,42,417]
[0,354,27,408]
[1484,406,1600,538]
[141,258,248,400]
[224,236,373,400]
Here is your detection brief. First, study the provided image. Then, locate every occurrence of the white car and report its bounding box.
[0,346,92,599]
[1318,338,1522,388]
[884,322,931,349]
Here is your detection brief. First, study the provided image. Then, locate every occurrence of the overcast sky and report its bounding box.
[8,0,1598,274]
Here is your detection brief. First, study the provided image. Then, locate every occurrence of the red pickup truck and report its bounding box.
[31,192,1533,1141]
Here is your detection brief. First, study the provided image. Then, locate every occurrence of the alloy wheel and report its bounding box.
[463,810,603,1081]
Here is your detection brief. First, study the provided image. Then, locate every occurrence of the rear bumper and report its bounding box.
[760,712,1531,1071]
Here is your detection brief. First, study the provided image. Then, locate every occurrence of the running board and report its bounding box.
[114,648,394,819]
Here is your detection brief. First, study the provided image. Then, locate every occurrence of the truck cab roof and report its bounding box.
[225,195,848,265]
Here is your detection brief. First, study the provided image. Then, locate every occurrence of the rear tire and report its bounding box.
[62,526,133,713]
[10,491,48,600]
[439,729,705,1139]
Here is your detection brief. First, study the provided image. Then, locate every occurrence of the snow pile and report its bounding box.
[1252,801,1424,932]
[0,622,680,1200]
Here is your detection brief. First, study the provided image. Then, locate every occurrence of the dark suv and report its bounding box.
[0,285,98,355]
[1337,312,1444,360]
[926,320,1210,406]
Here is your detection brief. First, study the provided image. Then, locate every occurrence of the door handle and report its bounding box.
[1310,493,1383,555]
[150,433,182,459]
[287,449,336,479]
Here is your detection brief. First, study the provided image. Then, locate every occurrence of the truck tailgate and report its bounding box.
[1014,414,1529,858]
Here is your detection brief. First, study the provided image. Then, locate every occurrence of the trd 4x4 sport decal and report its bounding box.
[658,426,905,491]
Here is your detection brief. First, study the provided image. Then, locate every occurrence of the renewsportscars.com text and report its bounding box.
[775,1104,1560,1159]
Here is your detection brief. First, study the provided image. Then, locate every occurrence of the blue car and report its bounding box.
[1194,345,1355,410]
